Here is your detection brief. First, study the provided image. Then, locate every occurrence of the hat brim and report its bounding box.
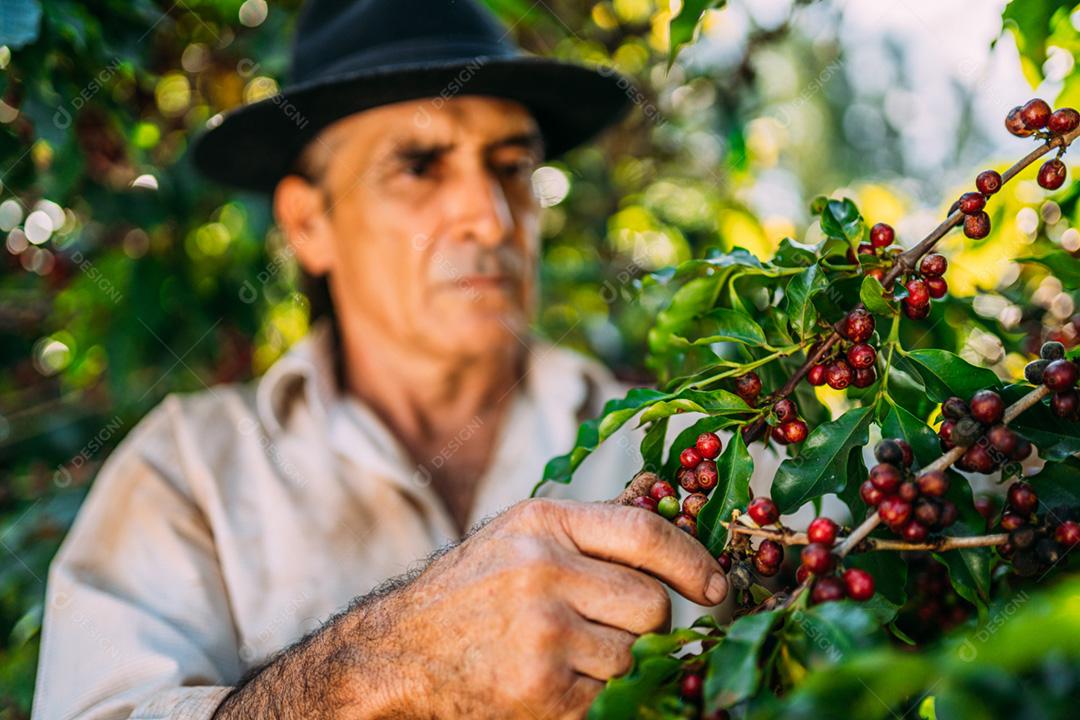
[190,56,634,193]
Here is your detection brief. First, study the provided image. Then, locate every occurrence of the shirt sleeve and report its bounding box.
[32,403,241,720]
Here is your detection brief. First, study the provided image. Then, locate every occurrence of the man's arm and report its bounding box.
[214,498,727,719]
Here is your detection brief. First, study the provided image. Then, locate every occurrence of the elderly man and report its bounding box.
[32,1,729,718]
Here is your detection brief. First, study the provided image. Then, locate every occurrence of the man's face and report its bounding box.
[298,96,542,359]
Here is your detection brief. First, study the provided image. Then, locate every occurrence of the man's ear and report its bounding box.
[273,175,335,275]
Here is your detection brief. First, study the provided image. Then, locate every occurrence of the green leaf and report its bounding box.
[704,610,780,710]
[772,237,817,269]
[844,552,906,610]
[667,0,726,65]
[787,601,884,666]
[0,0,42,48]
[1017,250,1080,286]
[1000,0,1074,87]
[772,407,875,514]
[639,417,668,475]
[697,432,753,554]
[900,349,1001,403]
[859,275,896,317]
[880,403,939,467]
[637,388,749,424]
[1029,458,1080,508]
[675,307,768,346]
[819,198,865,244]
[1003,384,1080,461]
[934,473,992,609]
[785,264,828,339]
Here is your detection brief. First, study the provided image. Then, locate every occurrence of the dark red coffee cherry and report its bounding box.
[969,389,1005,424]
[963,211,991,239]
[811,576,846,604]
[925,276,948,299]
[677,467,700,493]
[773,399,798,424]
[901,519,929,542]
[942,396,969,420]
[680,672,703,701]
[938,500,959,528]
[800,542,834,574]
[878,496,912,527]
[807,517,839,547]
[631,496,658,512]
[1005,105,1035,136]
[734,372,762,403]
[679,447,702,469]
[1000,512,1027,531]
[903,299,931,319]
[825,359,853,390]
[649,480,677,501]
[847,343,876,370]
[682,493,709,519]
[1038,158,1067,190]
[842,308,875,343]
[695,460,718,491]
[870,222,895,248]
[895,440,914,468]
[938,419,957,450]
[795,564,811,585]
[860,480,884,507]
[1048,107,1080,134]
[695,431,722,459]
[717,551,733,572]
[1011,436,1033,461]
[779,419,808,444]
[976,169,1002,195]
[756,538,784,568]
[1052,389,1080,419]
[807,364,827,386]
[1043,359,1079,392]
[916,470,949,497]
[673,513,697,536]
[842,568,875,601]
[906,278,930,307]
[919,253,948,277]
[1007,482,1038,515]
[1055,520,1080,546]
[898,481,919,503]
[957,191,986,214]
[913,498,942,527]
[748,497,779,526]
[869,463,902,494]
[1020,98,1052,129]
[852,366,877,388]
[962,443,997,474]
[987,425,1018,457]
[874,439,904,466]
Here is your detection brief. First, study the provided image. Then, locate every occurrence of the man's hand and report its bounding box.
[214,498,727,720]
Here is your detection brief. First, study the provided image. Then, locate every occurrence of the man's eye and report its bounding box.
[497,159,535,179]
[406,158,434,177]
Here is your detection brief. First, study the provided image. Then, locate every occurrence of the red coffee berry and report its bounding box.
[976,169,1002,195]
[842,568,875,601]
[649,480,677,501]
[903,299,931,319]
[1011,436,1033,461]
[855,242,875,257]
[869,463,902,494]
[1043,359,1079,391]
[631,496,658,512]
[974,496,997,522]
[1005,105,1034,136]
[756,539,784,568]
[657,495,680,519]
[842,308,876,343]
[942,396,968,420]
[939,500,959,528]
[1038,158,1068,190]
[963,211,991,239]
[957,191,986,215]
[754,553,778,575]
[938,419,957,449]
[682,493,708,519]
[807,517,839,546]
[717,551,733,572]
[870,222,895,248]
[987,425,1018,457]
[1007,482,1038,515]
[852,366,877,388]
[696,460,719,491]
[963,444,997,474]
[916,470,949,497]
[898,481,919,503]
[695,432,722,459]
[779,419,808,444]
[1052,389,1080,419]
[1000,512,1027,531]
[1021,98,1052,129]
[795,564,811,585]
[901,519,929,542]
[907,279,931,307]
[878,496,912,527]
[771,424,790,446]
[800,542,834,574]
[811,576,846,604]
[679,447,702,469]
[807,364,827,386]
[919,253,948,277]
[913,498,941,526]
[826,359,854,390]
[860,480,885,507]
[969,389,1005,424]
[895,439,914,468]
[748,497,779,526]
[1048,107,1080,134]
[681,673,703,700]
[925,276,948,299]
[673,513,697,536]
[734,372,762,403]
[1055,520,1080,546]
[874,439,904,466]
[847,343,876,369]
[677,467,701,493]
[867,267,885,282]
[773,399,798,424]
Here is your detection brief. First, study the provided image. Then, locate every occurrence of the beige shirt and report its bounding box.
[33,324,699,720]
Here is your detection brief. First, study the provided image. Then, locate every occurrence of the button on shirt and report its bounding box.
[34,324,739,719]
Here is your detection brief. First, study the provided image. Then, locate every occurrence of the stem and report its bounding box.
[744,126,1080,443]
[724,522,1008,551]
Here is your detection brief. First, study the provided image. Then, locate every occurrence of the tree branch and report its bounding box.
[723,521,1008,552]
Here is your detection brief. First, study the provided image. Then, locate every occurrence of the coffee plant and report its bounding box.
[534,100,1080,719]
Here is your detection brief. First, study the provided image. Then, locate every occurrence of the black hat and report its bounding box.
[191,0,635,193]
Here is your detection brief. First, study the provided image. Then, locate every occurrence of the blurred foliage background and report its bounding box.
[2,0,1080,714]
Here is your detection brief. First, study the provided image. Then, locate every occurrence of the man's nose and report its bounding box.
[453,167,515,248]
